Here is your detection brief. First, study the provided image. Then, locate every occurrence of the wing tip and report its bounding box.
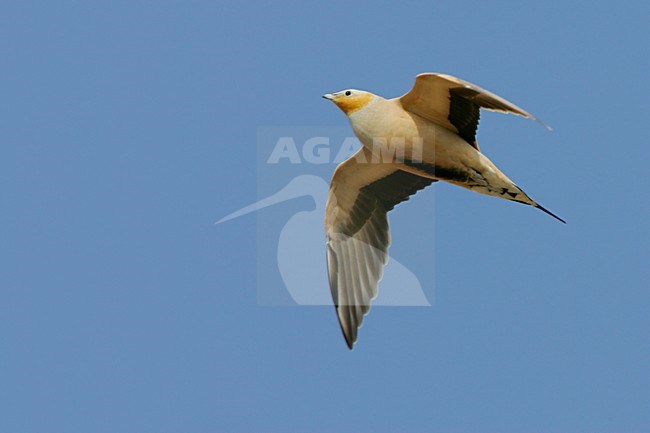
[345,336,355,350]
[339,316,357,350]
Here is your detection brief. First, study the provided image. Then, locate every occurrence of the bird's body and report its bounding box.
[323,73,563,349]
[346,95,535,206]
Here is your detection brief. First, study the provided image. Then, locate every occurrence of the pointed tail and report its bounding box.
[534,204,566,224]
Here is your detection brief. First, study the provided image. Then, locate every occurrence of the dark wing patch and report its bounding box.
[449,87,481,149]
[403,160,470,184]
[365,170,435,212]
[341,170,436,237]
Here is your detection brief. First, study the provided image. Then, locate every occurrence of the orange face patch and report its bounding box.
[332,92,373,115]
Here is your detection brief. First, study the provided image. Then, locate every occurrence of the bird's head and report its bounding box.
[323,89,374,116]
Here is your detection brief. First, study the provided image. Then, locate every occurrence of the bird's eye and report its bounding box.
[345,91,352,96]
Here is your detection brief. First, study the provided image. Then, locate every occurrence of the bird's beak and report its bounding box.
[322,93,335,100]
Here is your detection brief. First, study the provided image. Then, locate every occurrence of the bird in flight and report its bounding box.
[323,73,564,349]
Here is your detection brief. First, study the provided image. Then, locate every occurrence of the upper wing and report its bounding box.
[398,73,547,149]
[325,147,435,349]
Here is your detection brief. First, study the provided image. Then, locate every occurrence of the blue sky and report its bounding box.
[1,1,649,432]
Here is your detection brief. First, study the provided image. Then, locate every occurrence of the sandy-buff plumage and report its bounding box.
[323,73,563,349]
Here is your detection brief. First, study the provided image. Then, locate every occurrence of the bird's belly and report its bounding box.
[386,121,496,185]
[353,115,438,164]
[350,108,485,177]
